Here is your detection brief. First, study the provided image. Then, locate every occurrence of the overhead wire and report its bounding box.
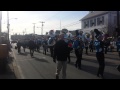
[7,11,82,34]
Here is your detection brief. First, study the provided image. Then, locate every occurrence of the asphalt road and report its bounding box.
[11,44,120,79]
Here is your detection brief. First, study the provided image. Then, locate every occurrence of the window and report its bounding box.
[90,19,93,27]
[114,16,117,25]
[94,18,96,26]
[97,17,100,25]
[84,21,86,28]
[87,20,89,27]
[102,16,104,25]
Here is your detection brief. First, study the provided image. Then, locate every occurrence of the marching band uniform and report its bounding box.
[94,29,105,79]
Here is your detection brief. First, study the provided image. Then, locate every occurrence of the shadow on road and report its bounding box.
[17,52,29,56]
[70,55,117,67]
[33,57,49,63]
[0,57,16,79]
[86,53,120,61]
[68,61,120,79]
[83,58,117,67]
[81,64,120,79]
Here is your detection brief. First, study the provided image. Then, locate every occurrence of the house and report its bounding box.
[80,11,120,37]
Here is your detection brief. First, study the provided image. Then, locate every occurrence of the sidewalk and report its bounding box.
[0,52,16,79]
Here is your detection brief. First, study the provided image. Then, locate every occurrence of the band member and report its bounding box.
[29,39,35,57]
[42,37,48,55]
[89,39,94,52]
[22,40,27,53]
[94,29,105,79]
[48,30,55,57]
[73,36,83,69]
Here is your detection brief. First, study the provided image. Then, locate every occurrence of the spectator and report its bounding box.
[53,34,69,79]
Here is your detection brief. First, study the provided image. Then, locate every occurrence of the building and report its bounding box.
[55,30,61,35]
[1,32,8,40]
[80,11,120,36]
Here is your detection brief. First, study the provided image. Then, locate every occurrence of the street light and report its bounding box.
[32,23,36,35]
[7,11,17,41]
[39,21,45,35]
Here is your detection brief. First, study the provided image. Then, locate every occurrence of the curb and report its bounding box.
[10,50,22,79]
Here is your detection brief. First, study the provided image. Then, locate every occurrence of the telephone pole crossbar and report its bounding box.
[40,21,45,35]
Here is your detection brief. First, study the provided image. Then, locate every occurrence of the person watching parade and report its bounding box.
[53,33,69,79]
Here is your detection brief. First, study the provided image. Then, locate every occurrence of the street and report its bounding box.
[11,44,120,79]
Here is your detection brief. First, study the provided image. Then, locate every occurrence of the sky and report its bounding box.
[1,11,89,35]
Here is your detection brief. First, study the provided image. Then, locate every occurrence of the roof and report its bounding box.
[80,11,110,21]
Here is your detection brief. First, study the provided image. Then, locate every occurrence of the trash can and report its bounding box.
[0,44,8,73]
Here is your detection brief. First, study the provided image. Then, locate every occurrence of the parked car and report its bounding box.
[11,40,17,43]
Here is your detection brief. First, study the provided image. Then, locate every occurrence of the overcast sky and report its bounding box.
[1,11,88,35]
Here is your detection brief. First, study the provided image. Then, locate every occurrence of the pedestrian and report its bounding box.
[53,34,69,79]
[42,37,48,55]
[38,38,42,52]
[17,39,21,53]
[89,39,94,52]
[94,34,105,79]
[84,39,89,54]
[36,39,40,53]
[29,39,35,57]
[110,41,114,52]
[104,38,110,54]
[22,40,27,53]
[67,40,73,63]
[116,36,120,57]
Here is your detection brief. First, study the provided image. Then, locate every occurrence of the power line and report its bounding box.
[9,12,60,32]
[54,21,79,29]
[54,16,81,30]
[60,11,79,20]
[63,22,81,28]
[62,21,79,27]
[44,11,63,22]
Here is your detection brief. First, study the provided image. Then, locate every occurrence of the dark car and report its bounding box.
[11,40,17,43]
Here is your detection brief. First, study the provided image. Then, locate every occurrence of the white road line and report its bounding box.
[17,65,25,79]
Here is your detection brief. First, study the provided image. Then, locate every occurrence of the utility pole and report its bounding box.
[7,11,10,41]
[25,28,27,34]
[23,30,25,35]
[40,21,45,35]
[33,23,36,35]
[116,11,120,37]
[117,11,119,29]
